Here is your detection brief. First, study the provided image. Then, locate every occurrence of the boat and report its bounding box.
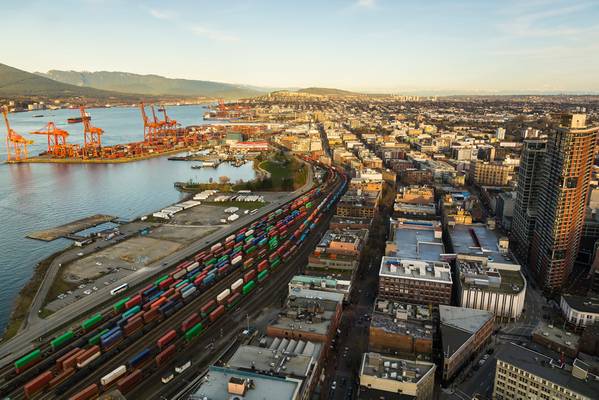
[33,114,44,118]
[67,116,91,124]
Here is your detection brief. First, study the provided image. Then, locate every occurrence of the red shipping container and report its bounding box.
[209,305,225,322]
[157,329,177,350]
[201,300,216,315]
[143,308,160,324]
[150,297,167,310]
[159,277,174,289]
[117,369,143,394]
[124,318,144,336]
[227,293,241,307]
[155,344,176,367]
[68,384,99,400]
[56,347,80,369]
[76,345,100,366]
[257,260,268,272]
[244,270,257,283]
[193,275,205,287]
[49,367,75,388]
[125,295,141,310]
[24,370,53,399]
[181,312,200,332]
[61,349,85,370]
[162,288,175,299]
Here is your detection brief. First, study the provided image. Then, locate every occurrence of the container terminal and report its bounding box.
[1,103,268,164]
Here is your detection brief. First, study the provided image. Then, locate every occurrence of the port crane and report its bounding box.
[2,106,33,162]
[140,102,162,143]
[151,104,168,139]
[30,122,78,158]
[80,106,103,157]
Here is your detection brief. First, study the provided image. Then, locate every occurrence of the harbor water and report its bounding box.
[0,105,256,332]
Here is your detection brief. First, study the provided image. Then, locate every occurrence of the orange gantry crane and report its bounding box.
[80,106,103,157]
[2,106,33,162]
[151,104,168,139]
[30,122,78,158]
[140,102,162,143]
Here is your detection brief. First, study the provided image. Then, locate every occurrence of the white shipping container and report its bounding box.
[173,269,187,280]
[216,289,231,303]
[211,243,223,252]
[101,365,127,386]
[186,261,200,272]
[231,255,243,266]
[182,286,197,298]
[245,229,254,237]
[152,212,170,220]
[175,360,192,374]
[231,278,244,292]
[225,234,235,243]
[77,350,101,368]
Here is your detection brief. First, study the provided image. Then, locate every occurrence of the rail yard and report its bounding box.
[0,157,347,399]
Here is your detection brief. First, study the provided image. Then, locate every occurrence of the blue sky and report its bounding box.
[4,0,599,93]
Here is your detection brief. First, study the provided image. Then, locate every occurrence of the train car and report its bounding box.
[68,383,99,400]
[154,274,169,286]
[172,269,187,280]
[117,369,143,394]
[242,280,256,295]
[181,285,197,299]
[124,316,144,336]
[24,370,53,399]
[175,360,192,374]
[49,367,75,389]
[159,276,174,290]
[185,261,200,272]
[56,347,81,370]
[231,278,244,294]
[125,295,142,310]
[113,297,130,313]
[81,313,103,331]
[76,345,101,368]
[184,322,204,341]
[161,372,174,384]
[155,344,176,367]
[100,365,127,387]
[227,292,241,309]
[216,289,231,304]
[157,329,177,350]
[51,330,75,351]
[210,242,222,253]
[88,329,109,347]
[128,348,152,369]
[181,312,200,332]
[142,307,160,324]
[209,305,225,322]
[200,300,217,318]
[257,270,269,282]
[257,260,268,272]
[244,269,257,283]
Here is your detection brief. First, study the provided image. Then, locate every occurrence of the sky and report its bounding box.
[3,0,599,93]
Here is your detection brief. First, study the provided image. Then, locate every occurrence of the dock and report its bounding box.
[27,214,116,241]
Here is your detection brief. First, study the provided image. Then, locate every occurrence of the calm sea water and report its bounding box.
[0,105,256,331]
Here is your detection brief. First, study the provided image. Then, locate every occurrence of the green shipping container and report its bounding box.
[185,322,204,341]
[81,313,103,330]
[205,257,217,266]
[306,202,313,208]
[257,270,269,281]
[242,280,256,295]
[246,246,257,254]
[175,279,189,288]
[15,349,41,369]
[51,330,74,349]
[270,259,281,269]
[234,245,243,253]
[113,297,131,313]
[89,329,109,346]
[154,274,169,285]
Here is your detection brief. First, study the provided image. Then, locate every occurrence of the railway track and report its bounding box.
[1,162,345,399]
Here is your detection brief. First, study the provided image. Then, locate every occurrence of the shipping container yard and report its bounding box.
[0,158,348,399]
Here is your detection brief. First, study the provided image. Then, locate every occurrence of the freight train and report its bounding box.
[3,163,347,400]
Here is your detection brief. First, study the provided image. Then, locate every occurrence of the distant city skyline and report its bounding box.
[4,0,599,93]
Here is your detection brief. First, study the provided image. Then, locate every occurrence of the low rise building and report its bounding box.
[191,366,302,400]
[385,218,444,261]
[288,275,351,302]
[378,257,453,305]
[440,305,494,382]
[336,193,378,218]
[358,352,436,400]
[532,321,580,358]
[396,186,435,204]
[369,299,434,360]
[307,229,368,276]
[329,215,372,230]
[560,294,599,328]
[455,256,526,321]
[469,160,513,186]
[493,343,599,400]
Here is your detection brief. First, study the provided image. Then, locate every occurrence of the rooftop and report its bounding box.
[561,294,599,314]
[389,218,445,261]
[371,299,435,339]
[499,343,599,399]
[288,287,345,305]
[439,305,493,358]
[191,366,301,400]
[227,345,315,379]
[448,223,514,264]
[457,258,525,294]
[360,352,435,384]
[532,321,580,352]
[379,257,452,284]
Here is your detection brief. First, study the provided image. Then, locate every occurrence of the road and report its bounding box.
[0,166,314,368]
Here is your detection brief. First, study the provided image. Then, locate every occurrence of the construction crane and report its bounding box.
[140,102,161,143]
[30,122,78,158]
[80,106,103,157]
[2,106,33,162]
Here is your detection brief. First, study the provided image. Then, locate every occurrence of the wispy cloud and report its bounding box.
[356,0,376,8]
[147,8,177,21]
[498,1,599,37]
[190,25,239,42]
